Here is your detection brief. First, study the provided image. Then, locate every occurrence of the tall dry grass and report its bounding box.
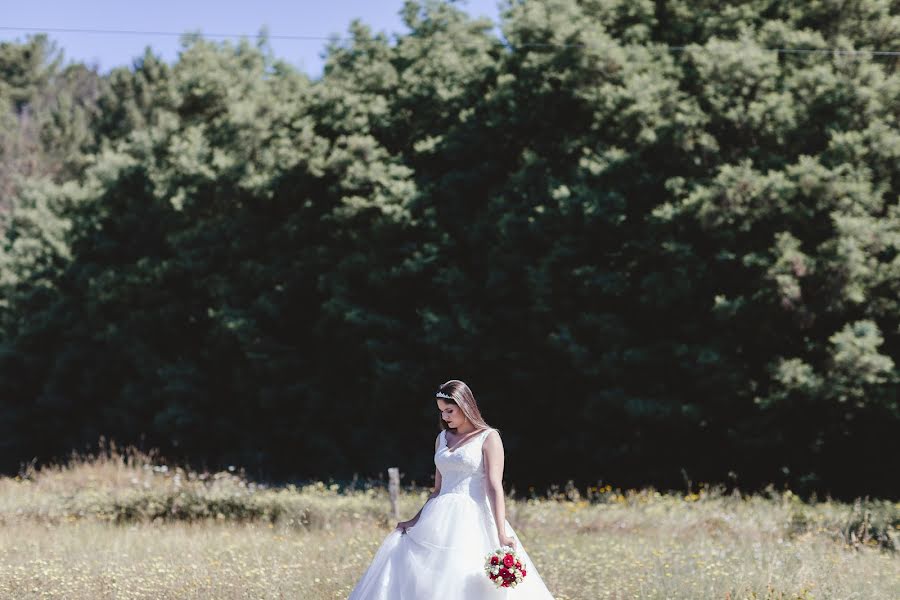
[0,443,897,599]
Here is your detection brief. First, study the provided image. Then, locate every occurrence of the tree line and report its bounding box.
[0,0,897,499]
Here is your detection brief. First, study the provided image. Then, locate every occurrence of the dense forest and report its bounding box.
[0,0,897,499]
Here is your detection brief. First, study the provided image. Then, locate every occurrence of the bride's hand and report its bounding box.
[498,533,516,549]
[396,519,415,534]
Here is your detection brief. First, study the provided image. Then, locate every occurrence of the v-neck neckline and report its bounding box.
[443,428,489,453]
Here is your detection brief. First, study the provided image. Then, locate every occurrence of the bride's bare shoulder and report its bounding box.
[482,428,503,448]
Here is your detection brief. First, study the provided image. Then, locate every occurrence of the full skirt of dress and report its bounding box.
[347,492,555,600]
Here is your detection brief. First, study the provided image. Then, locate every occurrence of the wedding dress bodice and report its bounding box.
[435,428,492,497]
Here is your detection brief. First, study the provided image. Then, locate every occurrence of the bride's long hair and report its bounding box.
[437,380,495,433]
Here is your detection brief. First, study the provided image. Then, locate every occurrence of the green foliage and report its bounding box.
[0,0,897,498]
[0,35,101,210]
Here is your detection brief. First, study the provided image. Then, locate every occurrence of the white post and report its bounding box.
[388,467,400,519]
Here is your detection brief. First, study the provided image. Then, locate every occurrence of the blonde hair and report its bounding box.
[436,379,495,433]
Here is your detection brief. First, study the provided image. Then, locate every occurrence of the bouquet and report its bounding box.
[484,546,527,589]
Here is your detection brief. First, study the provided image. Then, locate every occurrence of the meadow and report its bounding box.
[0,445,896,599]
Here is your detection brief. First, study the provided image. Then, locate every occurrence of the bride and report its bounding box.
[348,380,555,599]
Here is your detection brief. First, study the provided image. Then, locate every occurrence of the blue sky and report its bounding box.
[1,0,502,77]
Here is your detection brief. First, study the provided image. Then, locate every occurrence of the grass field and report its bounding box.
[0,445,897,599]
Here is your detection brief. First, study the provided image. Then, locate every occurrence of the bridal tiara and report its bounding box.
[435,391,453,400]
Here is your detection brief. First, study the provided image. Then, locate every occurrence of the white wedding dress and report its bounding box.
[348,427,555,599]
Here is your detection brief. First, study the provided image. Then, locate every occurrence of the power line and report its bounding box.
[0,26,342,42]
[1,25,898,57]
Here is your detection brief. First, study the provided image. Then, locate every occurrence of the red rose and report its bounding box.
[491,556,499,565]
[502,554,514,568]
[521,568,526,577]
[515,561,521,568]
[501,581,510,587]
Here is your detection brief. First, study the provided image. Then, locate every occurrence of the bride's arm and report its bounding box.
[397,434,443,530]
[484,430,515,548]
